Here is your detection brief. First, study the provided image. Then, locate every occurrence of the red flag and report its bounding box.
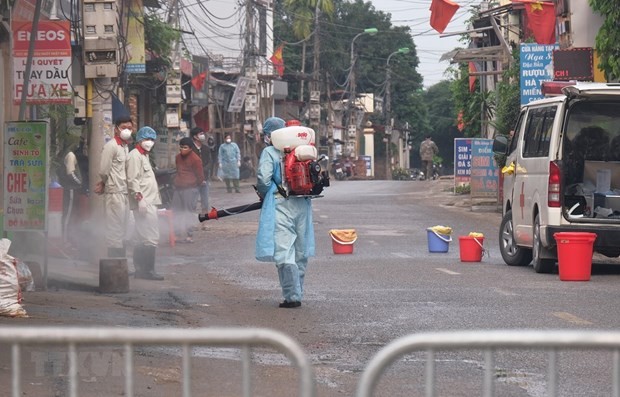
[468,62,478,93]
[457,110,465,132]
[515,0,556,44]
[270,44,285,77]
[429,0,460,34]
[191,72,207,91]
[193,106,209,132]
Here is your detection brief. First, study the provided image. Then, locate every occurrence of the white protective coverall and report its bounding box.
[127,145,162,247]
[255,144,315,304]
[98,136,129,250]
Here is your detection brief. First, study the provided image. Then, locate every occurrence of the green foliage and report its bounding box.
[454,184,471,194]
[494,51,521,136]
[589,0,620,80]
[451,63,481,137]
[143,13,181,66]
[392,167,411,180]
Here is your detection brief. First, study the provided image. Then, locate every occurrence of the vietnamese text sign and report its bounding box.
[228,77,251,112]
[3,121,49,231]
[125,0,146,74]
[520,43,557,105]
[12,20,72,105]
[470,138,499,199]
[454,138,472,186]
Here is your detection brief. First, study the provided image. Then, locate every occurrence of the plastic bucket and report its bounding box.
[427,229,451,253]
[459,236,485,262]
[554,232,597,281]
[330,235,356,254]
[48,187,64,212]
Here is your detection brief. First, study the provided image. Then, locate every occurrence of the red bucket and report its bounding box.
[329,230,357,254]
[458,236,485,262]
[554,232,597,281]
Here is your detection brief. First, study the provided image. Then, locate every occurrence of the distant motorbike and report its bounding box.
[155,168,176,209]
[331,160,346,181]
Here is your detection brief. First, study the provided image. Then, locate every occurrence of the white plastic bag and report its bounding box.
[0,238,28,317]
[16,259,35,292]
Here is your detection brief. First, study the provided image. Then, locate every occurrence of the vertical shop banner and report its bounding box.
[470,139,499,199]
[3,122,49,231]
[454,138,472,187]
[12,20,72,105]
[125,0,146,74]
[520,43,557,105]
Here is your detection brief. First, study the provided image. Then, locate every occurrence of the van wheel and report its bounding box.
[532,214,556,274]
[499,210,532,266]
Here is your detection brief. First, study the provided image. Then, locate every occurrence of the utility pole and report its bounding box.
[243,0,258,157]
[309,1,321,132]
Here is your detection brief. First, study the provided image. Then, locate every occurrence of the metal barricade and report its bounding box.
[0,326,315,397]
[356,330,620,397]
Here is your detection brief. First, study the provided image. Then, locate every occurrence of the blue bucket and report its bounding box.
[427,229,451,253]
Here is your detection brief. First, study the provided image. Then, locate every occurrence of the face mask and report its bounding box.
[119,128,132,141]
[197,134,206,142]
[226,139,232,143]
[141,140,155,151]
[264,135,271,145]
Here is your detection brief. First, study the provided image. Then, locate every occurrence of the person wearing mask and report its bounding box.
[173,137,205,243]
[218,134,241,193]
[419,135,439,181]
[127,126,164,280]
[255,117,315,309]
[95,116,133,258]
[189,127,211,212]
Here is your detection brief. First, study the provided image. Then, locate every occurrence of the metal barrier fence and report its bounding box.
[356,330,620,397]
[0,327,315,397]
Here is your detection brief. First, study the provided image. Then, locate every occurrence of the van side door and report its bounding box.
[513,105,558,246]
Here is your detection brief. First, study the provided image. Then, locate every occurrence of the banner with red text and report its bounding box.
[12,20,72,105]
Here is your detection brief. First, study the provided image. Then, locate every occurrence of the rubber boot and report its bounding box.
[141,245,164,281]
[133,245,146,278]
[108,247,125,258]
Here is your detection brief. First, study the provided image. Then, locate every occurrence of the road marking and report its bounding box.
[392,253,412,258]
[492,288,518,296]
[436,268,460,275]
[552,312,593,325]
[319,214,328,218]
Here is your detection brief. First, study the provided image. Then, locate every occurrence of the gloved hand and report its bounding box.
[138,199,148,215]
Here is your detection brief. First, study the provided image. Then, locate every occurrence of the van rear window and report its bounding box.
[565,101,620,162]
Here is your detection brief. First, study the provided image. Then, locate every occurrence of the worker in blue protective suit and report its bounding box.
[255,117,316,308]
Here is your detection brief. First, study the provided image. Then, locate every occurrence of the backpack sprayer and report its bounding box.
[198,126,330,223]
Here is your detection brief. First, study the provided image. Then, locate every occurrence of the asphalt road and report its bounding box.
[2,177,620,396]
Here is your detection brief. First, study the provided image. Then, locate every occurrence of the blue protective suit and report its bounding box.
[255,145,315,303]
[218,141,240,179]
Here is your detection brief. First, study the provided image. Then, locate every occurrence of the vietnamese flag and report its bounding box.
[191,72,207,91]
[429,0,460,34]
[515,0,556,44]
[468,62,478,93]
[270,44,285,77]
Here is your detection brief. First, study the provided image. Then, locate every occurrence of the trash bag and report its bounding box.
[0,239,28,317]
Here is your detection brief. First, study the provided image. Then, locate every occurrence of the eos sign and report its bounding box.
[12,21,72,105]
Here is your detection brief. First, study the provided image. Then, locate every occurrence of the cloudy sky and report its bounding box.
[370,0,477,88]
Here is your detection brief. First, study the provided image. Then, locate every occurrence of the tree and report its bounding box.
[589,0,620,80]
[424,81,459,169]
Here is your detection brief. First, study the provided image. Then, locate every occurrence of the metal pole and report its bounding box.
[385,61,392,180]
[18,0,44,120]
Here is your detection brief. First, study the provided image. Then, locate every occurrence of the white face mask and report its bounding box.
[119,128,132,141]
[197,133,206,142]
[141,140,155,151]
[226,139,232,143]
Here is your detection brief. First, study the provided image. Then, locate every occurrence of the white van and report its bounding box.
[492,83,620,273]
